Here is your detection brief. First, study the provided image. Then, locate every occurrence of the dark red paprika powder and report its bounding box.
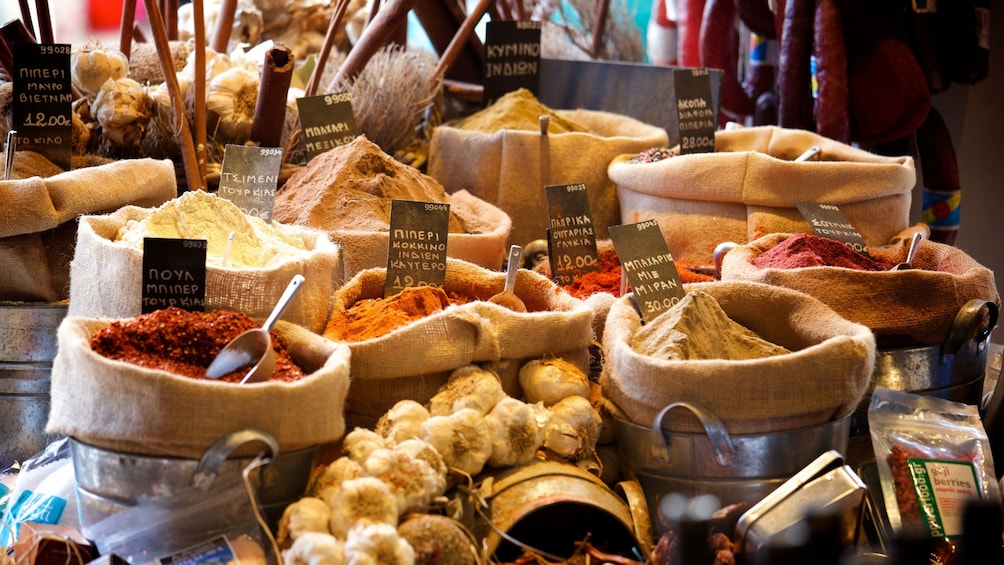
[752,233,895,271]
[90,307,305,383]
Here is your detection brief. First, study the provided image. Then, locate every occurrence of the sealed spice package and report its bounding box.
[868,387,1002,564]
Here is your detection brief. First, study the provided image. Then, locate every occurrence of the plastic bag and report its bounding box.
[86,455,277,565]
[0,438,78,549]
[869,387,1002,564]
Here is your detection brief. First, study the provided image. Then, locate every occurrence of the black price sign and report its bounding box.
[545,183,599,285]
[217,144,283,222]
[484,20,542,105]
[608,219,686,323]
[296,91,358,161]
[674,68,716,155]
[141,237,207,313]
[385,199,450,297]
[12,43,72,170]
[795,200,870,255]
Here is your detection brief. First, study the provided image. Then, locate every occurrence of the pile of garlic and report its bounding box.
[277,360,604,565]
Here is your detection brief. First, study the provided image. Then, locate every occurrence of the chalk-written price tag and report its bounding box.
[141,237,207,313]
[217,144,283,222]
[484,20,542,105]
[608,219,686,323]
[674,68,716,155]
[544,183,599,285]
[795,200,870,255]
[385,199,450,298]
[296,91,358,162]
[12,43,73,170]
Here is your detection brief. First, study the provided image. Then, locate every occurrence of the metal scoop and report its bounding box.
[488,245,527,312]
[205,274,305,383]
[891,231,923,270]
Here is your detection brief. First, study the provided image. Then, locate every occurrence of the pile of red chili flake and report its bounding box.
[90,307,305,383]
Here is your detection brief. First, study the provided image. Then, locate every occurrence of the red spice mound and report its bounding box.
[752,233,896,271]
[90,307,305,383]
[328,286,473,342]
[560,248,716,299]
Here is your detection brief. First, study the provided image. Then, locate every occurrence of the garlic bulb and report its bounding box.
[393,438,448,490]
[276,496,332,549]
[375,400,429,445]
[420,408,493,476]
[543,395,602,461]
[307,456,363,496]
[485,397,547,468]
[427,365,506,417]
[283,531,345,565]
[179,47,235,85]
[206,66,259,142]
[71,42,129,97]
[343,522,416,565]
[363,447,443,515]
[324,477,399,538]
[92,77,151,148]
[518,358,590,407]
[342,427,387,464]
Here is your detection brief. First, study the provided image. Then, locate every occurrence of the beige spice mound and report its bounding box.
[455,87,593,134]
[273,135,466,233]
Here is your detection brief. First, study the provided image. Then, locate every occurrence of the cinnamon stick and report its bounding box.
[18,0,35,39]
[164,0,179,40]
[590,0,610,58]
[251,44,295,148]
[434,0,493,80]
[35,0,53,43]
[210,0,238,54]
[0,19,37,79]
[333,0,418,87]
[142,0,204,191]
[192,0,207,184]
[304,0,351,97]
[120,0,137,57]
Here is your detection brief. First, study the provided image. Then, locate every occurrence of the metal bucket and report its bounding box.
[0,301,67,468]
[70,429,316,536]
[850,299,999,438]
[465,460,648,561]
[613,402,852,537]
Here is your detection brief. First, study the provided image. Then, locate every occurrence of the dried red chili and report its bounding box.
[90,307,305,383]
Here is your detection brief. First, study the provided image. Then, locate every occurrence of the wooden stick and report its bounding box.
[120,0,137,58]
[304,0,351,97]
[0,19,37,78]
[142,0,204,191]
[434,0,493,80]
[332,0,417,87]
[35,0,53,43]
[164,0,179,40]
[251,43,295,147]
[211,0,238,54]
[18,0,35,39]
[193,0,207,185]
[133,24,147,43]
[590,0,610,58]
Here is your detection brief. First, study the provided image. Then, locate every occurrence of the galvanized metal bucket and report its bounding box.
[850,298,999,438]
[613,402,852,537]
[71,429,316,536]
[0,301,67,468]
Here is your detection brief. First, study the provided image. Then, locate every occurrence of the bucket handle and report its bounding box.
[190,429,279,491]
[942,299,999,358]
[652,402,737,467]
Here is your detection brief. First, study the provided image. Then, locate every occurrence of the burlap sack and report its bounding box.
[333,190,512,280]
[0,157,177,302]
[608,125,916,265]
[720,233,1000,348]
[68,205,340,333]
[326,258,594,427]
[47,317,350,458]
[428,109,669,248]
[601,281,876,434]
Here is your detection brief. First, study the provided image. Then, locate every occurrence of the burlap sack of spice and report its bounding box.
[47,318,350,458]
[721,233,1000,348]
[0,154,177,302]
[428,108,668,248]
[601,281,876,434]
[68,199,340,334]
[608,125,916,265]
[324,258,594,427]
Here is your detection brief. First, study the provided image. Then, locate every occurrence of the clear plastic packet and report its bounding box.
[0,438,78,549]
[868,387,1002,564]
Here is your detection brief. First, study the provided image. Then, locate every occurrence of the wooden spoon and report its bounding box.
[489,245,527,312]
